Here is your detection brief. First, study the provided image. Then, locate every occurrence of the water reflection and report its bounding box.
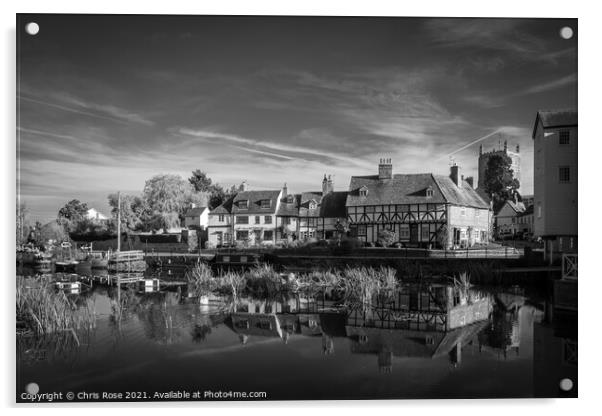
[16,272,576,399]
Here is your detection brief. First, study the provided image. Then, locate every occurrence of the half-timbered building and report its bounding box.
[346,160,491,248]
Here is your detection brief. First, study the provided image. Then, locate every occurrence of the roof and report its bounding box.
[345,320,489,359]
[346,174,489,209]
[209,194,236,215]
[298,192,323,218]
[184,207,208,217]
[320,191,348,218]
[532,109,577,138]
[232,190,281,214]
[517,204,534,217]
[276,193,301,216]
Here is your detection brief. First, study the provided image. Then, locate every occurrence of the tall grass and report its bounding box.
[186,261,215,297]
[16,277,96,336]
[341,266,398,310]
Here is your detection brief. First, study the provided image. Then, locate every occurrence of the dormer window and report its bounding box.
[237,200,249,209]
[309,200,317,210]
[260,199,271,209]
[359,186,369,197]
[286,195,294,204]
[426,186,434,198]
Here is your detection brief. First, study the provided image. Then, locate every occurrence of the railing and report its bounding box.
[109,250,145,262]
[562,253,578,280]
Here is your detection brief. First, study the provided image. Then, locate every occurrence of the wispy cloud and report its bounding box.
[19,93,155,126]
[520,73,577,95]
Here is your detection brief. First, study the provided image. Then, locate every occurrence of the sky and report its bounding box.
[17,15,577,222]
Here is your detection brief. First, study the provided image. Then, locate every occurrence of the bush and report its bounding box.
[377,229,396,247]
[337,236,363,254]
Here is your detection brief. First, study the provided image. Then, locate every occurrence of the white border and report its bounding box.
[2,0,599,414]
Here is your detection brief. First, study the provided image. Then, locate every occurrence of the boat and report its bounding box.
[107,192,147,273]
[17,245,52,271]
[54,260,79,273]
[210,251,263,272]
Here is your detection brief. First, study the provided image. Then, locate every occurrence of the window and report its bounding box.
[421,225,430,240]
[236,216,249,224]
[260,199,271,209]
[475,210,480,218]
[537,202,542,219]
[284,217,291,225]
[286,195,294,203]
[399,224,410,239]
[559,130,570,145]
[218,214,224,222]
[254,216,260,224]
[236,230,248,240]
[237,200,248,209]
[357,225,367,236]
[264,230,273,240]
[559,166,570,183]
[460,207,466,217]
[359,186,368,197]
[426,186,434,198]
[264,216,272,224]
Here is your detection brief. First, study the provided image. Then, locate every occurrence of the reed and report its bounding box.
[186,261,215,297]
[16,277,96,336]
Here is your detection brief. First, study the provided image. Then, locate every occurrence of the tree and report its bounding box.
[57,199,89,232]
[143,174,198,230]
[108,193,149,231]
[483,154,520,213]
[188,170,233,210]
[188,170,214,192]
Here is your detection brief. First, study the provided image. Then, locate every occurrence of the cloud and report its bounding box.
[19,92,155,126]
[520,73,577,95]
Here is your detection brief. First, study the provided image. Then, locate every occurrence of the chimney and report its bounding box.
[479,144,483,155]
[516,144,520,153]
[322,174,328,194]
[504,140,508,152]
[378,158,392,180]
[327,175,334,194]
[240,180,248,192]
[465,176,474,188]
[282,182,288,197]
[450,164,461,187]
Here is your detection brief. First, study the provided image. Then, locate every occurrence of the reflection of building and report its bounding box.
[345,282,493,372]
[532,110,578,260]
[226,295,333,344]
[346,160,491,248]
[534,302,577,397]
[347,321,488,372]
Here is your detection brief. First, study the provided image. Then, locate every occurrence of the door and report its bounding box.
[409,223,419,244]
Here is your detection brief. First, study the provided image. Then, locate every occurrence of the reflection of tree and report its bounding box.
[478,306,516,352]
[191,324,212,343]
